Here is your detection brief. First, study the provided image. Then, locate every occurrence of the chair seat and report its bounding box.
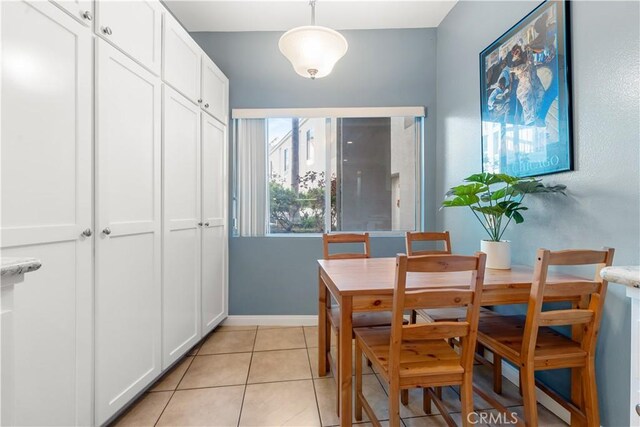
[328,306,402,331]
[416,306,495,322]
[354,326,464,387]
[477,314,587,370]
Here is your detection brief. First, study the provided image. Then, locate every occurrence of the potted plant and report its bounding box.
[442,173,566,269]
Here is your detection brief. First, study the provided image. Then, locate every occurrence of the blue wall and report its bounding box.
[435,2,640,425]
[192,28,438,315]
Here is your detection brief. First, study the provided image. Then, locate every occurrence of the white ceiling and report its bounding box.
[163,0,458,32]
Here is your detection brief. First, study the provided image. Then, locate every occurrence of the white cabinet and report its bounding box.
[163,13,201,104]
[95,0,162,75]
[201,114,229,335]
[50,0,94,26]
[201,55,229,123]
[95,39,162,425]
[1,1,93,425]
[162,86,202,368]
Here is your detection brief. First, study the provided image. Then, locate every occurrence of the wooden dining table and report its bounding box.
[317,257,591,427]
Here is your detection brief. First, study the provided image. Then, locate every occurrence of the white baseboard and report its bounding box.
[223,315,318,327]
[484,351,571,424]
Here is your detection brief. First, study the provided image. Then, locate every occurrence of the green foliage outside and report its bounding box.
[269,171,337,233]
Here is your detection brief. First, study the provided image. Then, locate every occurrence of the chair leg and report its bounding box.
[436,386,442,400]
[423,387,432,415]
[410,310,417,324]
[401,389,408,405]
[518,369,523,397]
[335,333,340,417]
[520,365,538,426]
[460,374,474,427]
[389,382,402,427]
[582,360,600,427]
[355,341,363,422]
[493,354,503,394]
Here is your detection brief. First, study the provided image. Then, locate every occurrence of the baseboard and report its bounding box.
[484,351,571,424]
[222,315,318,326]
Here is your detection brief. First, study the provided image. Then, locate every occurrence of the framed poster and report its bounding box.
[480,0,573,177]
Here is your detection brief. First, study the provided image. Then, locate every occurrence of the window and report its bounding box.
[232,108,424,236]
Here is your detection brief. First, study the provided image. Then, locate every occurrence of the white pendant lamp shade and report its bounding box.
[278,2,348,79]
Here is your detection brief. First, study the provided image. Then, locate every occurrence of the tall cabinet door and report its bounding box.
[201,115,228,335]
[1,2,93,425]
[95,39,162,425]
[201,56,229,123]
[162,86,202,368]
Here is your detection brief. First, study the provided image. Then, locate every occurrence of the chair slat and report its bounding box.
[325,233,369,243]
[327,253,370,260]
[403,289,473,310]
[402,322,470,341]
[323,232,370,260]
[539,309,594,327]
[543,281,600,298]
[406,255,479,273]
[548,250,609,266]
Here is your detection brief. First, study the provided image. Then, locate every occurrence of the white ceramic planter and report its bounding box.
[480,240,511,270]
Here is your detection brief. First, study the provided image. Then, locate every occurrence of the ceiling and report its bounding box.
[163,0,458,32]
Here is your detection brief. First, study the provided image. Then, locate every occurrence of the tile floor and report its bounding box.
[111,325,568,427]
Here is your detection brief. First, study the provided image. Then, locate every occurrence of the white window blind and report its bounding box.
[236,119,267,236]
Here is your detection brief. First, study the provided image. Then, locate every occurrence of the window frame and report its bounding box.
[232,107,427,237]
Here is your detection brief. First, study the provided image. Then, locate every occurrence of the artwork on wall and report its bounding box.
[479,0,573,178]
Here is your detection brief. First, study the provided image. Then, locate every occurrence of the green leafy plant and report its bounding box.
[442,173,566,242]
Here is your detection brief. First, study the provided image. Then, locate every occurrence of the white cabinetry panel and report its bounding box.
[95,39,162,425]
[201,56,229,123]
[163,13,201,104]
[1,1,93,425]
[95,0,162,74]
[162,86,202,368]
[50,0,94,27]
[201,115,228,334]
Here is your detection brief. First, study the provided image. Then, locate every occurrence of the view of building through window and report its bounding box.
[267,116,419,234]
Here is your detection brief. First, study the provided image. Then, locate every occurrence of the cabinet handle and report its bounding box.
[102,26,113,36]
[204,103,210,108]
[197,222,203,226]
[81,228,92,237]
[197,99,203,104]
[102,227,112,235]
[636,404,640,417]
[82,10,93,21]
[204,222,210,226]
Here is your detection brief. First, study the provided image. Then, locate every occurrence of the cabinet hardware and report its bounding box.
[197,99,203,103]
[81,228,92,237]
[82,10,93,21]
[198,222,203,226]
[636,404,640,417]
[102,26,113,36]
[204,222,210,226]
[204,103,209,108]
[102,227,112,235]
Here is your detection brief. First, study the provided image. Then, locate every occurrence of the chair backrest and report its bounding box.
[521,248,615,361]
[322,233,371,260]
[388,253,487,381]
[405,231,452,256]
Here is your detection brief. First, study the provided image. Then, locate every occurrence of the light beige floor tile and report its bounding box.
[198,330,256,355]
[253,327,306,351]
[248,348,311,383]
[150,356,194,392]
[470,364,522,409]
[391,386,460,418]
[402,415,449,426]
[308,347,331,379]
[178,353,251,389]
[239,380,320,426]
[156,385,244,427]
[315,374,387,426]
[257,325,301,329]
[112,392,172,426]
[505,405,568,427]
[304,326,319,348]
[216,324,258,332]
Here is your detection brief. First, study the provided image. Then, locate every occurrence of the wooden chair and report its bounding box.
[354,252,487,427]
[322,233,408,415]
[477,248,615,426]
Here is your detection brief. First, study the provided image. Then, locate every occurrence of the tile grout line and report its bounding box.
[152,352,197,427]
[236,326,259,427]
[303,327,325,426]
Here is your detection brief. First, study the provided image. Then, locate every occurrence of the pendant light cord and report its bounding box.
[309,0,316,25]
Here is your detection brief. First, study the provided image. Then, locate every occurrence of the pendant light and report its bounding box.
[278,0,348,79]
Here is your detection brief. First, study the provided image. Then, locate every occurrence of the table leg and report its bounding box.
[571,298,587,427]
[340,296,353,427]
[318,268,328,377]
